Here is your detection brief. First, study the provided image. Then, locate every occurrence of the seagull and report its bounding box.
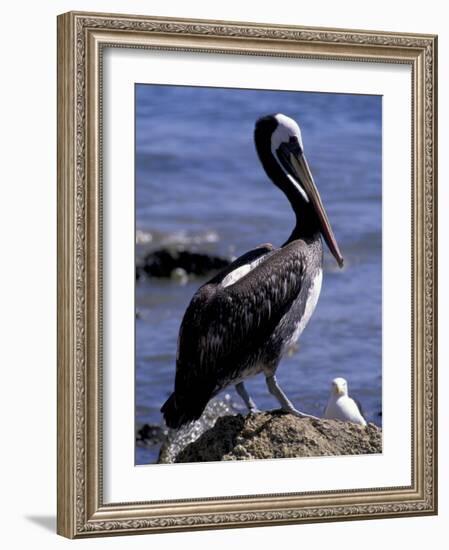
[161,113,344,429]
[324,377,367,426]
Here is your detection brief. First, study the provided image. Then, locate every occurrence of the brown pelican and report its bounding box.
[161,113,344,429]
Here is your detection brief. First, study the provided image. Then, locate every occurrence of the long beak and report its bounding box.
[289,152,344,268]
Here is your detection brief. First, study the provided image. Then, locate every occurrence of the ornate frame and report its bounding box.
[57,11,438,538]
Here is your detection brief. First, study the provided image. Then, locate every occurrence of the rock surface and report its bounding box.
[172,411,382,463]
[137,246,231,280]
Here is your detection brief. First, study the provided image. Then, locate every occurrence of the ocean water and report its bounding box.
[135,84,382,465]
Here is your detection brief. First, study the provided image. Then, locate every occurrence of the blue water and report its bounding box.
[135,84,382,464]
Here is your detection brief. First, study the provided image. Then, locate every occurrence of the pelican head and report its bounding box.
[331,377,349,397]
[254,113,344,268]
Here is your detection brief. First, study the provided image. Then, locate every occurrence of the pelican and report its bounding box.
[161,113,344,429]
[324,377,367,426]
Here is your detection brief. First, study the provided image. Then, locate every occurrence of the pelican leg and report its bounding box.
[235,382,259,413]
[266,375,318,420]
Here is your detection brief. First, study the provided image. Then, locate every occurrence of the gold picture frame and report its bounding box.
[57,11,438,538]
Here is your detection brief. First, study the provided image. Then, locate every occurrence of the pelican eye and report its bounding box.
[276,136,302,158]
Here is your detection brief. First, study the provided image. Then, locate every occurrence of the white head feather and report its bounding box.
[271,113,304,150]
[270,114,308,203]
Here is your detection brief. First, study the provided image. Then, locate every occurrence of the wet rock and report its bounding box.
[157,396,238,464]
[173,411,382,463]
[170,267,189,285]
[137,246,230,280]
[136,423,167,446]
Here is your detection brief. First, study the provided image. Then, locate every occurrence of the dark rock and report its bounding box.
[174,411,382,463]
[136,423,166,446]
[137,246,230,280]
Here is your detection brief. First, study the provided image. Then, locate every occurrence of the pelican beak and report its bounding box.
[289,152,344,268]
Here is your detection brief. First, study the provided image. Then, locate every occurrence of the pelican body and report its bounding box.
[161,114,344,429]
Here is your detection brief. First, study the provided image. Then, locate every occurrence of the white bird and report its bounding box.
[324,377,367,426]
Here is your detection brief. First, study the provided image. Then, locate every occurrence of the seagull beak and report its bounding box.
[333,385,344,396]
[289,152,344,268]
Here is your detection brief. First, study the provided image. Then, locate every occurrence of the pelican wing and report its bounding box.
[174,241,307,400]
[206,242,274,286]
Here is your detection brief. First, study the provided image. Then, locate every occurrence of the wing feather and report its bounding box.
[174,241,307,398]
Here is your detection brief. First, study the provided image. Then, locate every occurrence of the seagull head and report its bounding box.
[331,377,348,397]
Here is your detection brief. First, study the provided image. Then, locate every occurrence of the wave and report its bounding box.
[136,228,220,248]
